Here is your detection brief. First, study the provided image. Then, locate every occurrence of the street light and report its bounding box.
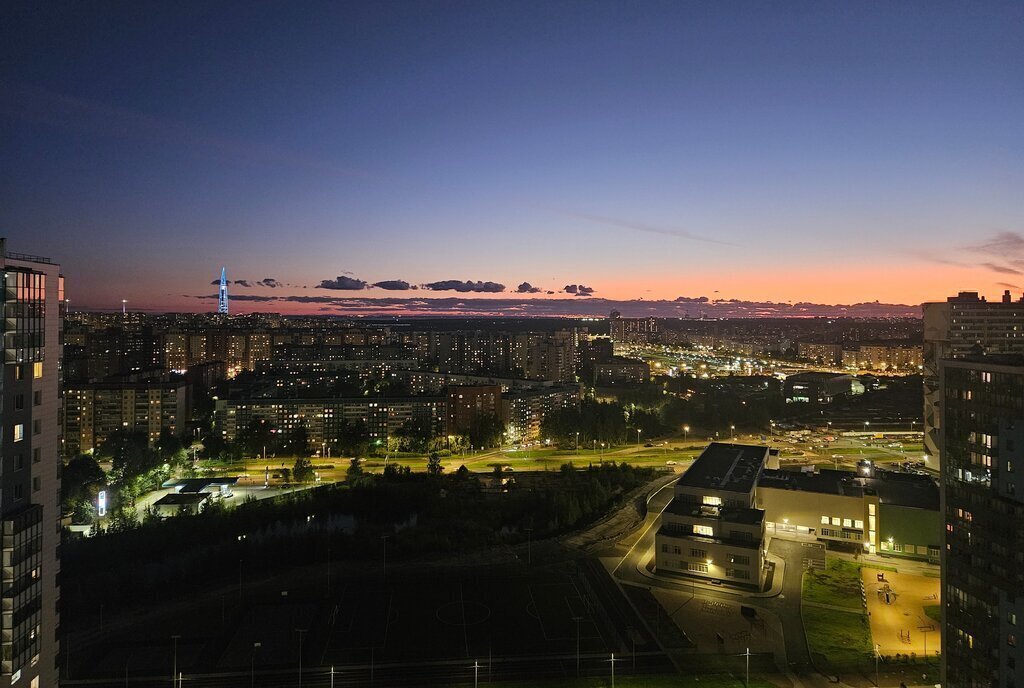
[251,642,261,688]
[683,425,690,442]
[575,431,580,455]
[730,424,735,440]
[636,428,642,448]
[606,653,622,688]
[571,615,582,676]
[296,628,308,688]
[171,635,181,688]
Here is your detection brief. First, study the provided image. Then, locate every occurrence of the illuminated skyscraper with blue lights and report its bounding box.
[218,267,229,315]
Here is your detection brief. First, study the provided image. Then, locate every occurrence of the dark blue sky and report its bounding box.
[2,1,1022,311]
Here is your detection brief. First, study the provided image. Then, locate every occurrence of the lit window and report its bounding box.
[694,525,714,537]
[33,362,43,379]
[702,495,722,506]
[820,515,830,524]
[13,424,24,442]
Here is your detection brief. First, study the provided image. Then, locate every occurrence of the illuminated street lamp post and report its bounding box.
[606,653,621,688]
[769,420,775,438]
[575,431,580,455]
[683,425,689,443]
[636,428,642,448]
[730,424,735,440]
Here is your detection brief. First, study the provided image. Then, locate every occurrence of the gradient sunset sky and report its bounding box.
[2,1,1022,313]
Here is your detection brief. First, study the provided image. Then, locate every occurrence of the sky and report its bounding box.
[2,1,1022,314]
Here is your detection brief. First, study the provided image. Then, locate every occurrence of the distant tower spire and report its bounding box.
[218,267,229,315]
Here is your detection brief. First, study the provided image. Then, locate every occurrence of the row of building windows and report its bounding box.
[820,515,865,529]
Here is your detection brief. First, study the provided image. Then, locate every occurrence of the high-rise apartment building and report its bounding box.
[0,240,62,686]
[924,290,1024,470]
[63,376,189,454]
[940,356,1024,688]
[608,313,658,344]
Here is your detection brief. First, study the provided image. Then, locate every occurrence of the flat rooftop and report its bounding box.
[663,500,765,525]
[758,468,939,510]
[676,442,769,494]
[785,371,852,383]
[163,477,239,493]
[154,492,211,506]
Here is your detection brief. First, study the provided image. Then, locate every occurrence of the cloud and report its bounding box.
[675,296,710,303]
[317,276,369,290]
[516,282,542,294]
[209,279,220,285]
[965,232,1024,257]
[996,282,1020,289]
[563,284,595,296]
[373,280,414,291]
[546,208,734,245]
[980,262,1023,275]
[422,280,506,293]
[234,280,253,287]
[257,278,280,288]
[186,293,922,318]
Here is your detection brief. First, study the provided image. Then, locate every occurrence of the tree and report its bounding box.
[99,430,165,492]
[347,457,364,481]
[62,454,106,517]
[282,425,310,457]
[292,456,315,483]
[335,420,370,457]
[156,429,187,468]
[394,417,434,453]
[237,418,275,457]
[426,451,444,476]
[467,413,503,449]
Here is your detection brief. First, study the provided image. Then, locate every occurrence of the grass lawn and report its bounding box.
[924,604,942,624]
[446,675,782,688]
[802,558,864,609]
[803,605,873,669]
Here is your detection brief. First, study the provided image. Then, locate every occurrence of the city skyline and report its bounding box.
[3,1,1022,313]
